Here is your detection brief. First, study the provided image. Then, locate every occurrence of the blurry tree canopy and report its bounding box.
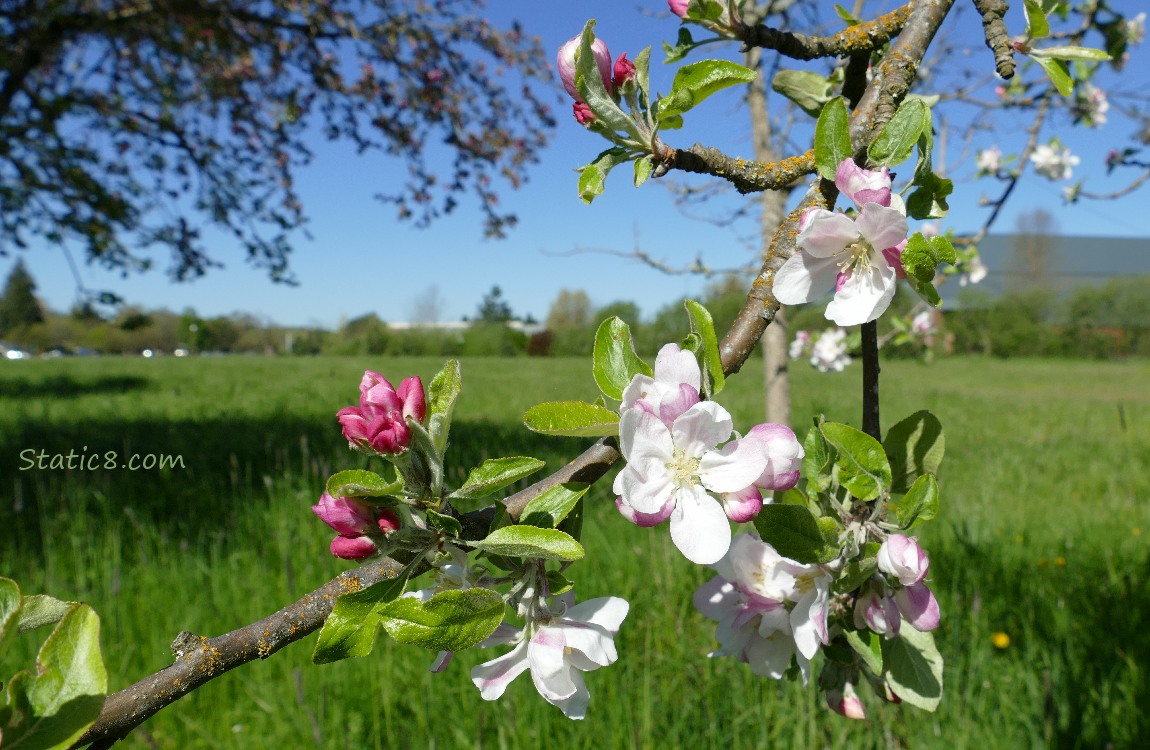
[475,285,513,324]
[0,0,556,283]
[0,258,44,334]
[545,288,592,330]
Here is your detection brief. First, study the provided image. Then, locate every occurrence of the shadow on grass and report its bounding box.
[0,374,151,399]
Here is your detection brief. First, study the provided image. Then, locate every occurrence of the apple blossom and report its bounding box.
[1030,142,1080,181]
[827,681,867,720]
[613,403,766,564]
[1126,12,1146,45]
[471,593,629,720]
[556,34,612,102]
[959,255,988,286]
[810,328,852,372]
[668,0,690,18]
[911,310,935,335]
[741,422,804,491]
[875,535,941,632]
[337,372,426,455]
[1074,84,1109,127]
[774,160,909,326]
[620,342,701,428]
[693,533,832,683]
[789,330,811,360]
[976,146,1002,175]
[613,53,636,89]
[854,585,902,637]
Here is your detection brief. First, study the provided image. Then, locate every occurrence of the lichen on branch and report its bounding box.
[737,5,912,60]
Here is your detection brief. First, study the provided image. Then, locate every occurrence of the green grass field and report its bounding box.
[2,355,1149,749]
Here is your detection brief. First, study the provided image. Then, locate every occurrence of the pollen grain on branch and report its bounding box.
[737,5,912,59]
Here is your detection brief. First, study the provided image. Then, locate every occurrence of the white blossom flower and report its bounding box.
[788,330,810,360]
[1030,142,1080,181]
[810,328,852,372]
[774,160,908,326]
[693,533,832,683]
[911,310,935,335]
[1126,12,1146,45]
[613,402,766,564]
[471,593,629,720]
[1074,84,1109,127]
[959,255,988,286]
[976,146,1003,175]
[620,343,700,427]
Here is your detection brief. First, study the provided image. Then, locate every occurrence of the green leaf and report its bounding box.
[1032,55,1073,96]
[378,589,505,652]
[325,469,403,501]
[634,155,655,187]
[814,97,852,180]
[577,147,631,205]
[312,571,411,664]
[882,626,944,712]
[662,27,696,64]
[884,410,945,494]
[427,360,462,455]
[683,299,724,398]
[521,483,590,529]
[575,21,642,139]
[425,509,463,537]
[16,595,73,633]
[802,419,833,493]
[900,232,954,283]
[908,276,943,308]
[836,545,880,593]
[634,46,653,114]
[834,4,863,25]
[1031,45,1110,62]
[2,603,108,749]
[868,99,926,167]
[545,571,574,596]
[906,172,953,220]
[593,317,651,401]
[772,70,834,117]
[522,401,620,437]
[845,628,883,675]
[0,577,20,662]
[656,59,756,124]
[821,422,892,501]
[471,525,584,562]
[1024,0,1050,39]
[752,505,841,564]
[891,474,939,530]
[450,457,546,503]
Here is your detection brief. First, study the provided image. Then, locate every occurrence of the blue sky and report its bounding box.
[12,0,1150,328]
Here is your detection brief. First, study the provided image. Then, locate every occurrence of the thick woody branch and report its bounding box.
[737,5,912,59]
[74,557,409,749]
[662,145,815,195]
[972,0,1016,79]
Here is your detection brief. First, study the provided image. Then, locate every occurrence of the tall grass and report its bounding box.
[2,355,1148,748]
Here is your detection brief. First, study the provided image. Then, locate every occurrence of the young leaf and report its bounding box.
[16,594,72,633]
[2,603,108,749]
[427,359,462,455]
[521,482,590,529]
[683,299,725,398]
[752,505,841,564]
[663,27,696,64]
[523,401,620,437]
[593,317,651,400]
[884,410,945,494]
[471,525,585,562]
[0,577,21,662]
[425,509,463,536]
[450,457,546,502]
[1032,55,1073,96]
[802,419,834,493]
[377,589,505,652]
[868,99,927,167]
[882,626,944,712]
[634,154,655,187]
[577,146,632,205]
[656,59,756,124]
[820,422,892,501]
[1031,45,1110,62]
[1023,0,1050,40]
[772,69,834,117]
[574,21,642,139]
[891,473,939,530]
[326,469,404,501]
[845,628,883,675]
[814,97,852,180]
[312,571,411,664]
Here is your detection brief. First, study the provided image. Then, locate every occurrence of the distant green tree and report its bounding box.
[475,286,514,324]
[546,289,592,330]
[0,259,44,336]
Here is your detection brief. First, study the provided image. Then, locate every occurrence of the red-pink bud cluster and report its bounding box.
[556,34,638,124]
[312,492,402,560]
[337,371,426,455]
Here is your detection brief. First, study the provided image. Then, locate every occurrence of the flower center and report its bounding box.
[839,240,874,276]
[665,448,701,489]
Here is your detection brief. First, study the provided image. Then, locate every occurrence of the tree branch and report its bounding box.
[972,0,1016,80]
[660,145,815,195]
[736,5,912,60]
[861,320,881,439]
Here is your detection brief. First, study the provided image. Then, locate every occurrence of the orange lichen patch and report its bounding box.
[257,638,273,658]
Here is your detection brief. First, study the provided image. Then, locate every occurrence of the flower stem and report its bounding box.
[861,320,881,440]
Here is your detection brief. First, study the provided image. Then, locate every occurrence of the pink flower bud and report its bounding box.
[743,423,804,491]
[854,587,901,637]
[720,485,764,523]
[894,582,940,631]
[616,496,674,527]
[330,534,378,560]
[377,507,402,535]
[312,492,375,535]
[557,34,613,101]
[572,101,596,125]
[338,370,422,455]
[613,53,636,87]
[877,534,930,586]
[827,682,867,720]
[668,0,690,18]
[835,159,892,208]
[396,376,426,423]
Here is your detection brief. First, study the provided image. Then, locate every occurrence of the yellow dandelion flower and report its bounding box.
[991,632,1011,650]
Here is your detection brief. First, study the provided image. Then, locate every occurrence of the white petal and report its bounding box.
[825,260,897,326]
[797,210,859,257]
[654,343,701,392]
[745,629,795,680]
[620,374,656,412]
[565,596,630,635]
[556,623,617,667]
[528,627,577,701]
[547,670,590,720]
[470,641,530,700]
[699,438,768,493]
[692,577,740,622]
[672,401,733,457]
[619,408,673,462]
[855,203,908,253]
[773,252,842,305]
[669,486,732,565]
[615,463,674,515]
